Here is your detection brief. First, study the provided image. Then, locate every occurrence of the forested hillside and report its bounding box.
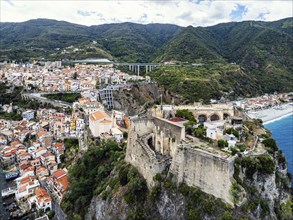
[1,17,292,100]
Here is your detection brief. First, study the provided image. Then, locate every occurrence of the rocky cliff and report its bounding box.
[83,120,292,220]
[112,83,187,116]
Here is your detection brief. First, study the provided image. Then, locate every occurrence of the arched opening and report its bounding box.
[210,114,220,121]
[198,114,207,123]
[147,136,155,151]
[223,113,230,120]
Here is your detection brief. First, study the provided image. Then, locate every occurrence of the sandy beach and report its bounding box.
[247,103,293,124]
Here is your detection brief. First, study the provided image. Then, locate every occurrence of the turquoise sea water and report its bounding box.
[265,114,293,178]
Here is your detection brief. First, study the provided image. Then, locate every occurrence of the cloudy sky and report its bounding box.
[1,0,292,27]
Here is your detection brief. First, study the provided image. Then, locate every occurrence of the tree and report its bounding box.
[96,82,101,89]
[262,138,278,153]
[280,199,293,219]
[175,109,197,124]
[218,139,228,149]
[73,72,78,79]
[193,126,206,138]
[224,128,239,139]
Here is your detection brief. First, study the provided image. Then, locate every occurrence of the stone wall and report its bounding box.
[153,117,185,158]
[170,146,235,204]
[126,116,235,204]
[125,118,168,187]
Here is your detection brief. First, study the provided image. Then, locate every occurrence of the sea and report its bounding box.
[265,114,293,183]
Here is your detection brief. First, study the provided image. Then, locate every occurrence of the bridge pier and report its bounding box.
[137,65,140,76]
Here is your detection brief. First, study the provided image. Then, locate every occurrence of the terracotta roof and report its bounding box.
[20,163,30,171]
[37,131,46,138]
[57,175,69,191]
[79,97,90,102]
[18,185,27,193]
[100,119,112,124]
[10,140,21,147]
[53,169,67,179]
[35,188,48,196]
[35,188,52,203]
[90,111,109,121]
[35,147,46,153]
[19,176,37,185]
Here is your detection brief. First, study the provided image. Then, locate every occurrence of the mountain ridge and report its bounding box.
[1,17,292,99]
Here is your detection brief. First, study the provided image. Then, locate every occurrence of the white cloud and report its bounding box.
[0,0,292,27]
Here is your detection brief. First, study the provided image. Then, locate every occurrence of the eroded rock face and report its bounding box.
[156,189,185,219]
[112,83,187,116]
[86,188,186,220]
[85,190,129,220]
[240,154,291,219]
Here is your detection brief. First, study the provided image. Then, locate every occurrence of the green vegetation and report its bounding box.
[123,167,148,205]
[148,64,259,102]
[178,182,237,220]
[1,18,293,97]
[0,82,65,111]
[175,109,197,123]
[236,144,247,152]
[43,93,81,103]
[241,155,275,179]
[193,125,206,139]
[225,128,240,139]
[61,138,79,168]
[230,182,241,204]
[73,72,78,79]
[218,139,228,149]
[262,138,278,153]
[280,199,293,219]
[0,19,181,62]
[0,111,22,120]
[61,140,124,219]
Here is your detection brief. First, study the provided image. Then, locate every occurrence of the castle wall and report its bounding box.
[125,118,168,187]
[126,117,235,204]
[153,117,185,158]
[170,147,235,204]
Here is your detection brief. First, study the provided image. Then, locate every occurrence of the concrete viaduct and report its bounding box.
[114,62,161,76]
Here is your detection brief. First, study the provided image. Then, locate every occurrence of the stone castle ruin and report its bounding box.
[126,114,236,204]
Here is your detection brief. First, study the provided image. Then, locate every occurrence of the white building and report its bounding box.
[89,111,112,137]
[22,110,35,120]
[223,134,238,148]
[204,120,225,140]
[111,127,123,142]
[28,188,52,211]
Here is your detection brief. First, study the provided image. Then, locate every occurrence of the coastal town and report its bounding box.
[0,61,292,219]
[0,61,141,219]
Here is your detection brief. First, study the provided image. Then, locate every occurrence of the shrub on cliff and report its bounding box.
[61,140,124,219]
[262,138,278,153]
[225,128,240,139]
[280,199,293,219]
[218,139,228,149]
[123,167,148,204]
[241,155,275,179]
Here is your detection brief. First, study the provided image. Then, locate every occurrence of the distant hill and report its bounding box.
[151,18,293,99]
[0,19,182,61]
[0,18,292,99]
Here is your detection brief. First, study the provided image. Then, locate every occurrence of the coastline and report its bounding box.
[246,103,293,124]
